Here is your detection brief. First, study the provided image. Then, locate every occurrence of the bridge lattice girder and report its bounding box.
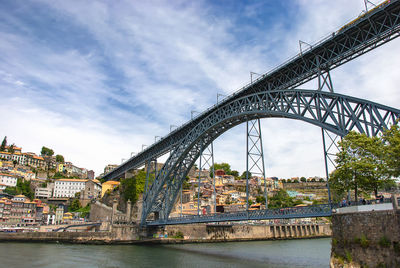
[142,90,400,223]
[103,0,400,182]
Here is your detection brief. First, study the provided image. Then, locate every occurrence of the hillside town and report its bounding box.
[0,136,396,230]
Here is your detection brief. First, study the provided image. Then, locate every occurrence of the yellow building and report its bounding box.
[57,163,64,173]
[101,181,120,197]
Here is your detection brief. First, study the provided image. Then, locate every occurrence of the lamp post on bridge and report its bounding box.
[155,136,161,143]
[250,72,262,83]
[191,111,200,120]
[142,144,147,151]
[170,125,178,132]
[217,93,226,104]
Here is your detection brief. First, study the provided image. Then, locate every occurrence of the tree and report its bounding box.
[256,195,266,205]
[329,131,390,201]
[268,189,302,209]
[210,163,232,177]
[230,170,239,177]
[300,177,307,182]
[56,154,64,163]
[0,136,6,151]
[240,171,252,179]
[382,124,400,177]
[41,146,54,157]
[9,144,15,154]
[69,199,82,211]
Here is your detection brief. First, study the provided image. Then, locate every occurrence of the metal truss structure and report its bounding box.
[103,1,400,182]
[147,204,334,226]
[142,89,400,224]
[196,143,215,215]
[99,1,400,225]
[246,119,267,209]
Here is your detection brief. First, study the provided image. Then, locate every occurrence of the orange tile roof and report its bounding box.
[57,178,87,182]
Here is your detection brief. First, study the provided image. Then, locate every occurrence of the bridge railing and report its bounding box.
[146,197,398,226]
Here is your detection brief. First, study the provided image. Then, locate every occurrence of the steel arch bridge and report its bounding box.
[142,90,400,224]
[101,0,400,226]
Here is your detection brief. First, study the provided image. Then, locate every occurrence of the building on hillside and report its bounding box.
[101,181,120,197]
[0,173,17,187]
[53,178,87,198]
[87,170,95,180]
[104,164,119,174]
[215,169,225,177]
[55,206,64,224]
[80,179,102,205]
[35,187,53,199]
[23,152,45,168]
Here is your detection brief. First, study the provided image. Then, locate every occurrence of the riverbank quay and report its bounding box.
[330,201,400,267]
[0,222,331,245]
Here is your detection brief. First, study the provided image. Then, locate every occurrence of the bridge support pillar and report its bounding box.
[246,118,267,210]
[126,199,132,223]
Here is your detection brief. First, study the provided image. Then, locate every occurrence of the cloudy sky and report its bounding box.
[1,0,399,179]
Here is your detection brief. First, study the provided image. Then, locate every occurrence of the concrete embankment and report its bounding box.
[159,223,331,242]
[0,223,330,244]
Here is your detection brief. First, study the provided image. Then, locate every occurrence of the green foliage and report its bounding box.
[240,171,252,179]
[256,195,266,205]
[69,199,82,212]
[53,172,67,179]
[332,238,338,246]
[8,144,15,154]
[319,178,325,182]
[172,231,184,239]
[382,124,400,177]
[268,189,302,209]
[354,234,369,248]
[230,170,239,177]
[55,154,64,163]
[182,176,190,190]
[121,170,150,203]
[300,177,307,182]
[345,250,352,263]
[41,146,54,156]
[15,179,34,200]
[329,131,391,201]
[4,187,17,196]
[379,236,391,247]
[0,136,6,151]
[40,182,47,187]
[210,163,232,177]
[76,204,91,218]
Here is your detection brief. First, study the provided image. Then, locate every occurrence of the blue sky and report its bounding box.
[1,0,399,178]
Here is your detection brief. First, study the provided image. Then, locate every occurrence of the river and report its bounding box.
[0,238,331,267]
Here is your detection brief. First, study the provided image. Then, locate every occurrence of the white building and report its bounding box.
[35,187,53,199]
[53,178,87,198]
[0,173,17,187]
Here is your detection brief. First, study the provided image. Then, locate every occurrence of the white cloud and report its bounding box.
[1,0,399,179]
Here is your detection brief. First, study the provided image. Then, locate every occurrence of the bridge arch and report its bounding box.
[142,89,400,224]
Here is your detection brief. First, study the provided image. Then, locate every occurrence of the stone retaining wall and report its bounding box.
[330,209,400,267]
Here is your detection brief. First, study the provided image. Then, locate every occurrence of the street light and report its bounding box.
[250,72,262,83]
[130,152,136,157]
[155,136,161,142]
[217,93,226,104]
[170,125,178,132]
[191,111,200,120]
[121,158,126,164]
[299,40,312,55]
[142,144,147,151]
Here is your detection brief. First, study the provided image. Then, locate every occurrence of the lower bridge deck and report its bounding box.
[146,204,333,226]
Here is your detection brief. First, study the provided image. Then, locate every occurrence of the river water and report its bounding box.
[0,238,331,268]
